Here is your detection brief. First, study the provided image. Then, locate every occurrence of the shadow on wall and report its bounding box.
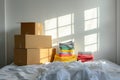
[7,26,20,64]
[0,32,5,68]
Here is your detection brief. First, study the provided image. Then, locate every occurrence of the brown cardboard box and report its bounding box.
[14,48,53,65]
[14,35,52,48]
[21,22,43,35]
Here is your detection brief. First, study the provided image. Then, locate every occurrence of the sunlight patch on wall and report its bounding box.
[58,25,71,37]
[84,8,97,20]
[45,29,57,39]
[45,18,57,39]
[84,33,98,52]
[58,14,74,38]
[83,7,99,52]
[85,19,97,31]
[84,33,97,45]
[58,14,71,27]
[45,18,57,30]
[44,13,74,42]
[85,44,97,52]
[84,8,98,31]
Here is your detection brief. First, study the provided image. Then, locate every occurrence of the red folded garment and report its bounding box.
[77,54,94,62]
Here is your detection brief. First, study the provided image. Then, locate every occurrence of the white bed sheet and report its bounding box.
[0,60,120,80]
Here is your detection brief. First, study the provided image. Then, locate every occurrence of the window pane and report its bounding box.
[85,44,97,52]
[58,14,71,26]
[85,19,97,31]
[84,33,97,45]
[45,29,57,39]
[45,18,57,30]
[58,26,71,37]
[84,8,97,20]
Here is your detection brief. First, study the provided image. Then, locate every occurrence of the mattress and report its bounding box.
[0,60,120,80]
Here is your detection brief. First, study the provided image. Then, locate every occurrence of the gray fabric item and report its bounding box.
[59,41,74,50]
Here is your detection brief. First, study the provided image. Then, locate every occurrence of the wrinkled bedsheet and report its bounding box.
[0,60,120,80]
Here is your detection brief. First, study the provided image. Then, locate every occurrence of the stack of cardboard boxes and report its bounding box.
[14,22,53,66]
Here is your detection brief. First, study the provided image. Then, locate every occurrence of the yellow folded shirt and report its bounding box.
[60,50,74,53]
[54,54,77,62]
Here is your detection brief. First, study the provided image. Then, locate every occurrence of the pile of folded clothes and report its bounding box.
[54,41,77,62]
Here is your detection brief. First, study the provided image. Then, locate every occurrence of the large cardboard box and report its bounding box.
[21,22,43,35]
[14,48,53,65]
[14,35,52,48]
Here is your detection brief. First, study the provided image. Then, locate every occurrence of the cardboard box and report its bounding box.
[14,48,53,65]
[21,22,43,35]
[14,35,52,48]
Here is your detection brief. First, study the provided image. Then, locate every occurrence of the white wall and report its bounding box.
[98,0,117,63]
[117,0,120,64]
[5,0,117,64]
[0,0,6,67]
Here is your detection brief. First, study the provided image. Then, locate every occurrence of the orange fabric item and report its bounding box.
[50,48,56,62]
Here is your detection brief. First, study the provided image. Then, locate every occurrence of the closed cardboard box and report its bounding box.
[21,22,43,35]
[14,48,53,65]
[14,35,52,48]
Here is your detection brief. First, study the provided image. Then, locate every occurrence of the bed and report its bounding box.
[0,60,120,80]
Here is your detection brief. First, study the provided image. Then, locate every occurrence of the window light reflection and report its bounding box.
[44,13,74,46]
[58,25,71,38]
[84,33,97,45]
[58,14,71,27]
[84,8,97,20]
[45,29,57,39]
[45,18,57,30]
[85,19,97,31]
[85,44,97,52]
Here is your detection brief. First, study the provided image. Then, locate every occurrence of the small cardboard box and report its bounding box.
[21,22,43,35]
[14,48,53,65]
[14,35,52,48]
